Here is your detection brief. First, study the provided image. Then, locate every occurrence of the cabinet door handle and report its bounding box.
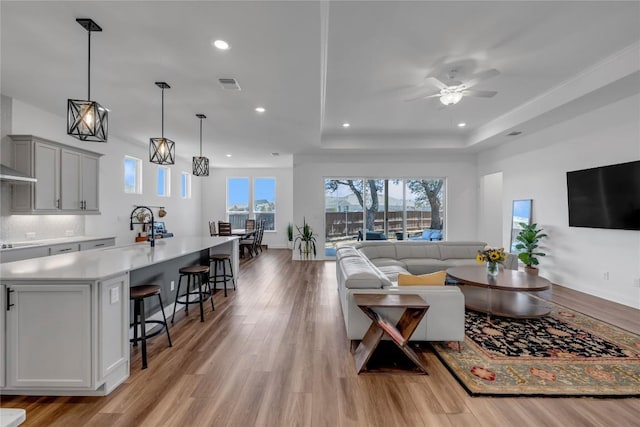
[94,243,105,247]
[56,199,60,208]
[58,248,72,252]
[6,288,15,311]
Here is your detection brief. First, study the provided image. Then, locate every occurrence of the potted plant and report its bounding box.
[515,222,548,274]
[294,217,316,257]
[287,223,294,249]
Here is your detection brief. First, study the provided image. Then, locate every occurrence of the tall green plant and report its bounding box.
[515,222,548,268]
[287,223,294,242]
[294,217,317,256]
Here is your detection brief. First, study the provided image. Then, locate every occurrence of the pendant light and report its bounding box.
[67,18,108,142]
[192,114,210,176]
[149,82,176,165]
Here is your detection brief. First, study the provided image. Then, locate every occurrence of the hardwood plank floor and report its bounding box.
[2,249,639,426]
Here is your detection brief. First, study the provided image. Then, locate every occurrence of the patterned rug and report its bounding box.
[431,303,640,397]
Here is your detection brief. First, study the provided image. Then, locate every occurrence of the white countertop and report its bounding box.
[0,235,115,252]
[0,408,26,427]
[0,236,237,281]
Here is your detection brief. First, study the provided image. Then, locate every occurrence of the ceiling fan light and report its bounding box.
[440,92,463,106]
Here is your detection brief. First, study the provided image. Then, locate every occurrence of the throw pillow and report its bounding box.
[397,271,447,286]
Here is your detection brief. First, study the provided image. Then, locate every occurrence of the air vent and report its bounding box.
[507,131,522,136]
[218,78,241,91]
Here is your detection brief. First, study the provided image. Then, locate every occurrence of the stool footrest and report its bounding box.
[129,320,168,343]
[175,290,212,305]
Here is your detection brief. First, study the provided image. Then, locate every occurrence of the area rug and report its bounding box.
[431,303,640,397]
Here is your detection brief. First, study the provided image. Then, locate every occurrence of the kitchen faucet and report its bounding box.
[130,206,155,247]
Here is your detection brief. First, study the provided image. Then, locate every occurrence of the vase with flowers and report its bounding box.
[476,247,506,277]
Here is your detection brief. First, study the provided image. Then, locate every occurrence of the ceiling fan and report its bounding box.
[408,68,500,106]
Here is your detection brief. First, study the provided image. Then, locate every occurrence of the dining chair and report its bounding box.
[218,221,232,236]
[209,221,217,236]
[240,220,262,258]
[256,220,266,253]
[245,219,256,232]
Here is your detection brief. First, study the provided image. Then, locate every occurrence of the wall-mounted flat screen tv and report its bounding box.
[567,160,640,230]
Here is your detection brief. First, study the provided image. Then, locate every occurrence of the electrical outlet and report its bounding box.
[25,232,36,240]
[170,281,175,291]
[602,272,609,280]
[65,230,74,236]
[110,287,120,304]
[633,277,640,287]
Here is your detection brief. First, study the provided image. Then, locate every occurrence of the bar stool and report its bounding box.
[171,265,213,323]
[209,254,236,297]
[130,284,172,370]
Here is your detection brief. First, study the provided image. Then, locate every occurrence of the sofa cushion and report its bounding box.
[395,242,441,259]
[377,265,411,284]
[358,243,397,260]
[443,258,481,268]
[398,271,447,286]
[339,257,384,289]
[438,241,486,260]
[369,258,407,269]
[402,258,450,275]
[335,246,361,259]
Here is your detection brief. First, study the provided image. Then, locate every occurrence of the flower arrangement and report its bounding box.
[476,247,506,264]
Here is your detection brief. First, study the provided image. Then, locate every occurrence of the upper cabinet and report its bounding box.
[8,135,102,214]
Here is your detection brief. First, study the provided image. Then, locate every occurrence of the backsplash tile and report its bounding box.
[0,214,84,243]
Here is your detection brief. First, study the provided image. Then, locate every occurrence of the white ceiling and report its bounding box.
[2,1,639,168]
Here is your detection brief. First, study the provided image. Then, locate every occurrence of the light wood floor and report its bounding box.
[2,249,639,426]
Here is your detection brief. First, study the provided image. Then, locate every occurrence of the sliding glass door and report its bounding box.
[325,177,446,257]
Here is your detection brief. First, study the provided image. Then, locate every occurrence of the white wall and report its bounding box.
[1,97,202,245]
[292,152,479,259]
[478,172,503,247]
[200,167,293,249]
[478,94,640,308]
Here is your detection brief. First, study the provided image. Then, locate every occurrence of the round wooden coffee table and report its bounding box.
[447,266,552,318]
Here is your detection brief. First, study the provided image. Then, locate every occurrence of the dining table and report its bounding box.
[231,228,255,238]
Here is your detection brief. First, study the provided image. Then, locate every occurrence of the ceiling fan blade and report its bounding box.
[462,69,500,89]
[423,76,448,90]
[404,93,434,102]
[462,89,498,98]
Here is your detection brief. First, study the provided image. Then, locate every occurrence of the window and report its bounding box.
[157,166,171,197]
[226,177,277,231]
[181,172,191,199]
[124,156,142,194]
[227,177,249,228]
[254,178,276,231]
[324,178,446,256]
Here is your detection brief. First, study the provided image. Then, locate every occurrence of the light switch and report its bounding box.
[110,287,120,304]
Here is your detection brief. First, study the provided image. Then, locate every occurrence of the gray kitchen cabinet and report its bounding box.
[8,135,101,214]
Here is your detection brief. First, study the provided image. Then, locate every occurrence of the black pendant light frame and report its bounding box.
[67,18,108,143]
[149,82,176,165]
[192,114,210,176]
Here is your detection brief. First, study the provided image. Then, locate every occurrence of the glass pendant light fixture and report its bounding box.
[149,82,176,165]
[192,114,210,176]
[67,18,108,142]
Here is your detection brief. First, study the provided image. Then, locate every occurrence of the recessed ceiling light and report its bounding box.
[213,40,230,50]
[226,154,232,157]
[342,122,350,128]
[457,122,466,128]
[255,107,266,113]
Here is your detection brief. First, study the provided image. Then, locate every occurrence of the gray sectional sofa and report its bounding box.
[336,240,518,343]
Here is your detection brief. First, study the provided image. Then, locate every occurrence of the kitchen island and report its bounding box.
[0,236,238,396]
